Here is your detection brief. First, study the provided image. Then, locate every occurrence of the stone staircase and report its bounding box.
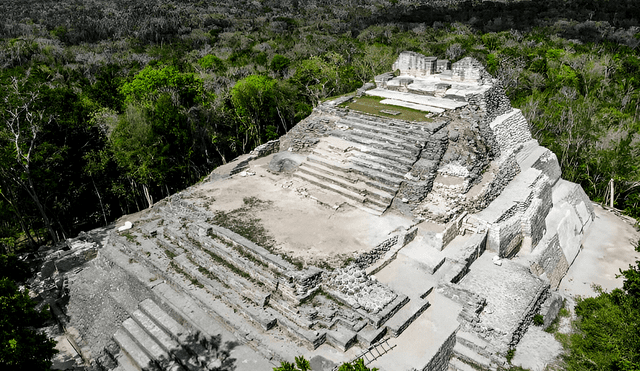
[106,206,442,362]
[448,330,503,371]
[110,299,224,371]
[293,113,433,214]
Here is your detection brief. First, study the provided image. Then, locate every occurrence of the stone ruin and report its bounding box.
[33,52,594,371]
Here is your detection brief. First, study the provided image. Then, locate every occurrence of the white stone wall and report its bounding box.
[489,109,533,154]
[392,51,437,77]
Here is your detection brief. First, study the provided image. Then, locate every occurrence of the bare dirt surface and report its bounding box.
[193,154,413,267]
[512,203,640,371]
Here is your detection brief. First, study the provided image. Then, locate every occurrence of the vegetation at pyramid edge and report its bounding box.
[0,0,639,369]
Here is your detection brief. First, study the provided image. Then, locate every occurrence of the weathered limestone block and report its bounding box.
[540,291,564,329]
[488,213,523,258]
[249,139,280,158]
[489,109,532,154]
[529,234,570,289]
[554,204,583,264]
[392,51,437,77]
[268,152,306,173]
[436,59,451,73]
[551,179,595,231]
[532,149,562,186]
[438,212,468,251]
[450,57,489,83]
[521,175,553,252]
[374,72,394,89]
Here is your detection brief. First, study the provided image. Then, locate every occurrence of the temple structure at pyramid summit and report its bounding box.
[38,52,594,371]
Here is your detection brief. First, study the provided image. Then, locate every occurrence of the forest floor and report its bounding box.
[512,203,640,371]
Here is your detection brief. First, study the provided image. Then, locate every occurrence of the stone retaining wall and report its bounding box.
[423,328,458,371]
[529,234,570,289]
[278,113,335,152]
[489,109,532,154]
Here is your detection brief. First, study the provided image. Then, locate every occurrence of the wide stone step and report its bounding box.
[347,127,422,154]
[304,158,399,195]
[131,310,186,359]
[448,357,476,371]
[337,120,426,151]
[455,330,493,360]
[113,328,158,371]
[346,113,430,133]
[326,324,359,352]
[346,151,411,178]
[193,246,272,308]
[341,116,431,142]
[172,254,278,331]
[356,325,387,346]
[384,297,431,337]
[333,131,419,158]
[309,151,406,188]
[298,163,394,204]
[139,299,189,344]
[122,318,181,370]
[178,230,280,294]
[293,171,388,212]
[114,350,144,371]
[371,294,410,328]
[342,119,430,145]
[452,342,494,370]
[329,143,417,167]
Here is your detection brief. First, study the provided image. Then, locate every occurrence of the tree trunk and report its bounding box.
[142,184,153,208]
[25,175,58,244]
[92,177,108,226]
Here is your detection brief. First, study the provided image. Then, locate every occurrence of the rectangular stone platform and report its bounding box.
[379,99,445,113]
[365,88,468,111]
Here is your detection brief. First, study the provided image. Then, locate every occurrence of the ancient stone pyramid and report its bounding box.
[49,52,593,371]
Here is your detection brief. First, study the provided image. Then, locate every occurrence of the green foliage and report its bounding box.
[119,65,204,108]
[198,55,226,73]
[533,314,544,326]
[561,261,640,371]
[273,356,311,371]
[338,358,379,371]
[506,348,516,363]
[274,357,378,371]
[0,278,57,370]
[0,254,30,283]
[270,54,290,72]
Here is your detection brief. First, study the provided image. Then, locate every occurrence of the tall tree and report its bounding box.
[0,77,58,244]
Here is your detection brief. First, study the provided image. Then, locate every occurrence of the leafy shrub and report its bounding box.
[198,55,226,73]
[533,314,544,326]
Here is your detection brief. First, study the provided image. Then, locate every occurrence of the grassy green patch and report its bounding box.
[164,248,177,259]
[533,313,544,326]
[339,95,433,122]
[121,231,140,245]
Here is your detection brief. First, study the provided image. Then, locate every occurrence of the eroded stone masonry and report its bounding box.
[36,52,593,371]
